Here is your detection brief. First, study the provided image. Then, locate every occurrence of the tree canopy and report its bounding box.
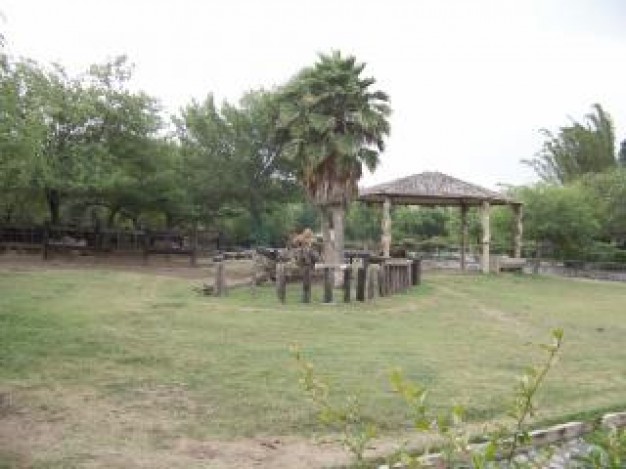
[524,104,617,184]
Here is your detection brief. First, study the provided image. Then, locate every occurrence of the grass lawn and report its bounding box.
[1,266,625,467]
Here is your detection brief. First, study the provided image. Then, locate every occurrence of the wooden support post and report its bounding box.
[512,204,523,258]
[143,229,150,265]
[215,261,226,297]
[323,267,333,303]
[366,264,376,300]
[276,263,286,303]
[481,201,491,274]
[343,267,351,303]
[302,265,312,303]
[381,197,392,258]
[411,259,422,286]
[378,265,386,297]
[383,264,389,296]
[190,224,198,267]
[356,266,366,302]
[42,224,49,260]
[460,204,468,271]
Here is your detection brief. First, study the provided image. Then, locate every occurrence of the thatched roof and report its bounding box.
[359,171,519,206]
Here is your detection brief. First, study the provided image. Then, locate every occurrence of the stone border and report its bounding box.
[379,410,626,468]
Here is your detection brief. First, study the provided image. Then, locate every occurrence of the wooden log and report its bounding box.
[411,259,422,286]
[302,265,312,303]
[215,262,227,297]
[190,225,198,267]
[323,267,333,303]
[42,224,49,260]
[142,230,150,265]
[378,265,386,297]
[343,267,351,303]
[276,263,286,303]
[356,266,366,302]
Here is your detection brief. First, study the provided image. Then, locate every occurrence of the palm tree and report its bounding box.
[277,51,391,269]
[524,103,617,184]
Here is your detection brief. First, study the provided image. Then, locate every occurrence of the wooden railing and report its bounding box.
[0,224,219,265]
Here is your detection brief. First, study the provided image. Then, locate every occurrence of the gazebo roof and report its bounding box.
[359,171,519,206]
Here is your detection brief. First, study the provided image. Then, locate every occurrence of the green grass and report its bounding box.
[1,268,625,466]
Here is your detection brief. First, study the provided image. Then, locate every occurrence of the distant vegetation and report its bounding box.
[1,37,624,259]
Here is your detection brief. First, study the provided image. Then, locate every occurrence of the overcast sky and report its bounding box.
[2,0,625,189]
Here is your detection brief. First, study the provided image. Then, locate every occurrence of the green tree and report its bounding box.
[580,168,626,244]
[176,91,298,239]
[618,139,626,167]
[519,183,600,258]
[277,51,391,265]
[345,201,380,245]
[524,104,617,184]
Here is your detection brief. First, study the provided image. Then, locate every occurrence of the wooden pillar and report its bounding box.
[323,267,333,303]
[378,265,386,297]
[460,204,468,271]
[343,267,352,303]
[190,224,198,267]
[215,261,227,297]
[381,197,392,257]
[411,259,421,286]
[367,264,377,300]
[356,266,366,301]
[481,201,491,274]
[276,263,286,303]
[302,265,312,303]
[512,204,523,258]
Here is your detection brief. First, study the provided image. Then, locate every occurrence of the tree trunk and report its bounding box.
[319,203,347,285]
[321,207,334,264]
[249,196,263,245]
[45,189,60,225]
[107,206,120,227]
[330,205,345,267]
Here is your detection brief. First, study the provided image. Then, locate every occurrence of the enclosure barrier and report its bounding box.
[0,224,218,266]
[273,257,421,304]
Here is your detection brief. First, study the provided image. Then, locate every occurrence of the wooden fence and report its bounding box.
[272,258,421,304]
[0,224,219,266]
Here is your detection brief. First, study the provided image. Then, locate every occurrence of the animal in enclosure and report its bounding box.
[254,228,321,284]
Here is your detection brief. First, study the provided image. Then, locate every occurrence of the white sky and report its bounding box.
[2,0,626,189]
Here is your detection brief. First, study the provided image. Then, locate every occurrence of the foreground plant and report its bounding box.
[292,329,566,468]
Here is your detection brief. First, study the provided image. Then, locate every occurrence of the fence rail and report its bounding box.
[0,224,219,265]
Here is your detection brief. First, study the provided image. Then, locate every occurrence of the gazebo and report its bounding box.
[358,171,523,273]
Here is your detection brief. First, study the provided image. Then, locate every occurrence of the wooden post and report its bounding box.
[411,259,422,286]
[381,197,392,257]
[382,263,389,296]
[367,265,376,300]
[512,203,523,258]
[190,224,198,267]
[302,265,312,303]
[42,224,49,260]
[356,266,366,301]
[215,261,226,297]
[378,264,386,297]
[460,204,468,271]
[481,201,491,274]
[276,263,286,303]
[143,229,150,265]
[343,267,352,303]
[323,267,333,303]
